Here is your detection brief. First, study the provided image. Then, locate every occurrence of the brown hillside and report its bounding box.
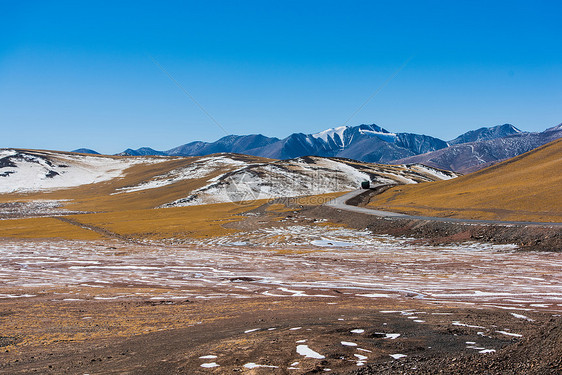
[368,138,562,222]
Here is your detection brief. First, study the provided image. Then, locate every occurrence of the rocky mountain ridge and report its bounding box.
[72,122,561,173]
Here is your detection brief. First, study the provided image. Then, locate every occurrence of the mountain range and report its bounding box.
[73,122,562,173]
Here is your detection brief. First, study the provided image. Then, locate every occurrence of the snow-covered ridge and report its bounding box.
[312,126,349,146]
[0,149,167,194]
[114,156,247,194]
[311,125,398,149]
[162,156,458,207]
[358,127,397,141]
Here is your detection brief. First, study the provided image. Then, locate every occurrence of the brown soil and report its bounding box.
[351,316,562,374]
[2,296,558,374]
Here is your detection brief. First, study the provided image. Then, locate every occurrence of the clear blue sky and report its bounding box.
[1,1,561,153]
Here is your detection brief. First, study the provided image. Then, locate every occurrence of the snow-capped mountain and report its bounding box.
[114,124,447,163]
[310,124,397,148]
[240,124,447,162]
[100,122,560,173]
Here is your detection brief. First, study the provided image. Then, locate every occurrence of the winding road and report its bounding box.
[326,189,562,227]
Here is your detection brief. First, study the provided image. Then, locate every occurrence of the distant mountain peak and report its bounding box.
[545,123,562,132]
[117,147,166,156]
[310,124,397,149]
[449,123,523,145]
[312,125,349,146]
[72,148,100,155]
[103,121,560,175]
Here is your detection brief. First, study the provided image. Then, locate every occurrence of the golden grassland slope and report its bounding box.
[368,138,562,222]
[0,192,348,241]
[71,201,266,240]
[0,201,261,241]
[0,217,104,240]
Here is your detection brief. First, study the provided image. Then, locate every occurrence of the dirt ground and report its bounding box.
[2,295,560,374]
[1,203,561,374]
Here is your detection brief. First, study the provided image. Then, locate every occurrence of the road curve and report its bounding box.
[326,189,562,227]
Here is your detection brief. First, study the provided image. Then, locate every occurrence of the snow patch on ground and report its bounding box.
[510,313,534,321]
[410,164,457,180]
[0,200,85,218]
[243,363,278,369]
[496,330,522,337]
[200,362,219,368]
[296,345,325,359]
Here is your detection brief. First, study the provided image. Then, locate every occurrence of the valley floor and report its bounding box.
[1,215,561,374]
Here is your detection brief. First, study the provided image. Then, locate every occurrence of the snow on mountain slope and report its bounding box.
[358,126,398,140]
[312,126,349,147]
[114,155,247,194]
[162,156,457,207]
[0,149,165,194]
[408,164,457,181]
[311,124,398,149]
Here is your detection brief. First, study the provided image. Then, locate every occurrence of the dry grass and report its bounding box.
[0,193,351,241]
[0,217,103,240]
[368,138,562,222]
[69,200,267,241]
[0,201,266,241]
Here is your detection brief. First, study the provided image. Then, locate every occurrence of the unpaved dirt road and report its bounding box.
[329,189,562,227]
